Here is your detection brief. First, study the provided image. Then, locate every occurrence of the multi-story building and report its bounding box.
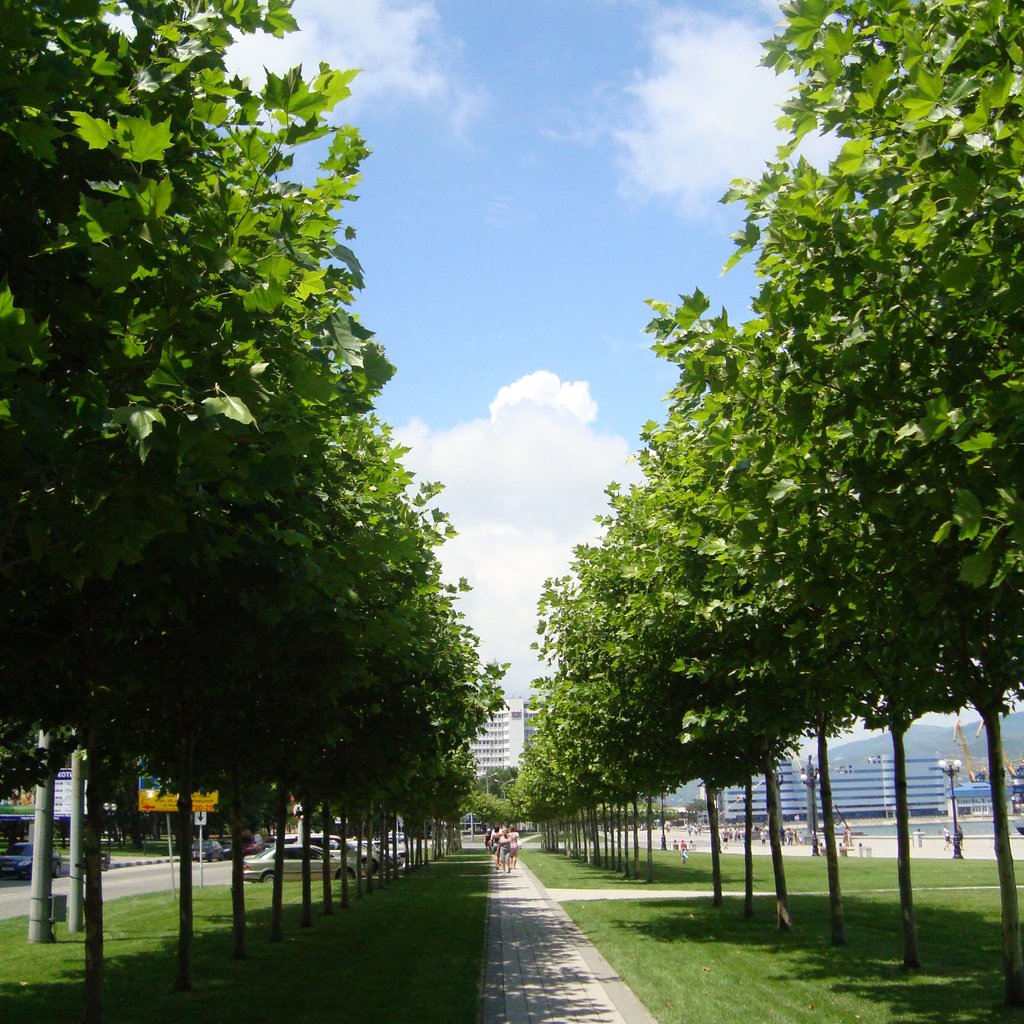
[471,697,538,774]
[720,754,957,823]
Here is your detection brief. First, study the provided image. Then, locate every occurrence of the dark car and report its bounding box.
[0,843,62,880]
[191,839,224,862]
[241,834,265,856]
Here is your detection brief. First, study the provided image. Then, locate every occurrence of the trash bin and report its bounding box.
[858,845,872,858]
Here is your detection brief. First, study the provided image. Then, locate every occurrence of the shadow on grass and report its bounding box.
[592,890,1024,1024]
[526,849,750,891]
[1,854,492,1024]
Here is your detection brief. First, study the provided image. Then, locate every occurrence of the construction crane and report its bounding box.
[953,719,978,782]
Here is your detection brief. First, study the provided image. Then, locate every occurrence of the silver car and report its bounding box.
[241,844,352,883]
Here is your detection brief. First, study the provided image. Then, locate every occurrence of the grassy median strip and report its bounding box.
[1,851,490,1024]
[524,849,1024,1023]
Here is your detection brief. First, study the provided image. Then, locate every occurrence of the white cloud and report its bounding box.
[614,4,836,214]
[225,0,483,122]
[395,371,641,693]
[489,370,598,424]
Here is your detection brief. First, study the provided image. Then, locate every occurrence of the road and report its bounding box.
[0,859,232,921]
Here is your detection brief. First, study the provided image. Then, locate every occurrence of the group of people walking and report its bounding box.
[486,826,520,872]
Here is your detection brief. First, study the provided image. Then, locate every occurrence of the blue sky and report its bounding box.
[225,0,825,696]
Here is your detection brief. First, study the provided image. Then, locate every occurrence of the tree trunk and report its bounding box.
[891,724,919,968]
[82,730,105,1024]
[365,804,375,892]
[392,810,399,882]
[173,736,195,991]
[978,704,1024,1004]
[765,767,792,929]
[340,802,350,909]
[645,796,654,882]
[355,812,365,899]
[706,787,723,907]
[270,784,288,942]
[602,804,609,868]
[321,799,333,915]
[632,798,640,878]
[743,778,754,918]
[817,729,846,945]
[229,759,246,959]
[300,794,313,927]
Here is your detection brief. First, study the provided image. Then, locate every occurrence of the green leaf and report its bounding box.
[957,432,997,454]
[242,281,286,313]
[0,277,49,364]
[112,406,166,442]
[332,243,365,289]
[202,395,256,425]
[952,489,983,540]
[115,116,173,163]
[958,549,993,587]
[767,478,798,503]
[327,313,364,366]
[69,111,115,150]
[833,137,872,176]
[136,177,174,220]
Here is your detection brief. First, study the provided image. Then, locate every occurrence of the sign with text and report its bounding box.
[138,778,218,813]
[53,768,74,818]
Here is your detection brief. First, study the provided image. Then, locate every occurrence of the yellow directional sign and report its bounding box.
[137,789,219,813]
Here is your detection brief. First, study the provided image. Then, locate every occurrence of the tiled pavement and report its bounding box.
[479,859,657,1024]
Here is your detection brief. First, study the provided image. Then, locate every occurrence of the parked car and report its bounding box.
[0,843,62,880]
[241,844,353,883]
[191,839,224,862]
[241,834,265,856]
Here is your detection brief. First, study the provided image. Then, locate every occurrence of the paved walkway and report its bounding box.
[479,859,657,1024]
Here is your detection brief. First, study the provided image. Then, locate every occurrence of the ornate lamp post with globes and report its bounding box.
[800,757,821,857]
[937,758,964,859]
[102,802,117,864]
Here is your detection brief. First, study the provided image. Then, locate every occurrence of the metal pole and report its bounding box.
[803,757,820,856]
[28,730,56,943]
[660,794,667,850]
[68,750,85,933]
[950,772,964,859]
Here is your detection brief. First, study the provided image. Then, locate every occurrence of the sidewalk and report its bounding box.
[479,858,657,1024]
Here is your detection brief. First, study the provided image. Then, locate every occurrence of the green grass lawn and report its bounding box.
[524,845,1006,893]
[523,849,1024,1024]
[1,851,490,1024]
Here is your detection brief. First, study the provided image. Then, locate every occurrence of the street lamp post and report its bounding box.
[775,769,786,846]
[800,757,820,857]
[937,758,964,859]
[102,802,117,865]
[660,794,667,850]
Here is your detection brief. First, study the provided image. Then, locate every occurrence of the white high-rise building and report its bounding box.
[471,697,538,773]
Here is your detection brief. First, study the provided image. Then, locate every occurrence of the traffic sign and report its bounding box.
[193,811,207,826]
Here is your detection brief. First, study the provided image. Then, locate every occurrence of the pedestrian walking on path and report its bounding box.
[480,857,656,1024]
